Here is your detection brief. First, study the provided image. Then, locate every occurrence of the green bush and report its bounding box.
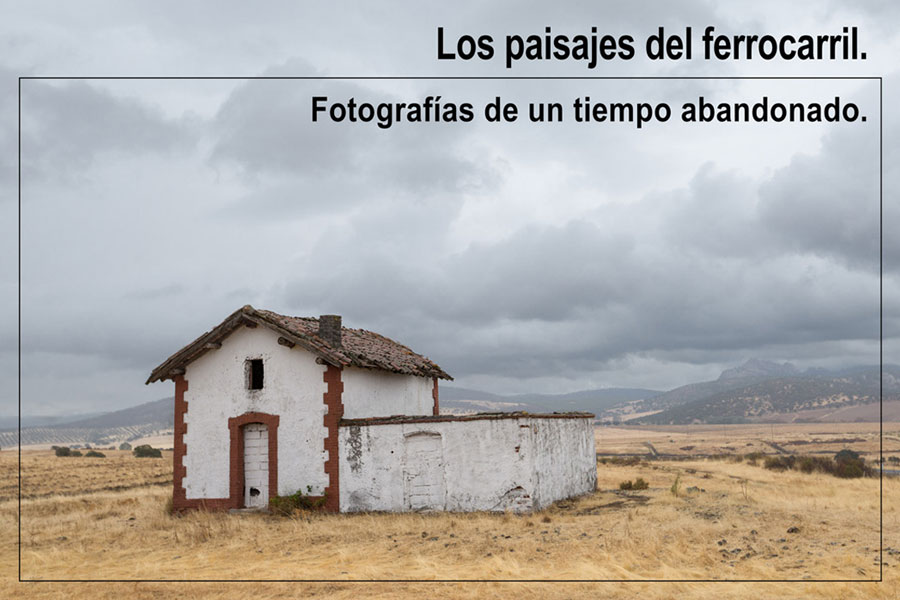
[744,452,765,465]
[270,486,326,515]
[753,450,872,479]
[118,442,132,451]
[834,460,865,478]
[834,449,860,463]
[833,449,872,478]
[84,450,105,458]
[54,446,72,457]
[797,456,816,473]
[670,474,681,497]
[619,477,649,491]
[70,450,83,457]
[763,456,795,471]
[133,444,162,458]
[607,456,641,466]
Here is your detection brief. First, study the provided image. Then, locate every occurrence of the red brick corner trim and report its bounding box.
[171,375,280,513]
[228,412,280,509]
[323,365,344,512]
[172,376,233,511]
[172,375,192,511]
[432,376,440,416]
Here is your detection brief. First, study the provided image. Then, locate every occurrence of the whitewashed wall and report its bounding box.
[342,367,433,418]
[182,326,329,498]
[528,418,599,508]
[338,416,596,513]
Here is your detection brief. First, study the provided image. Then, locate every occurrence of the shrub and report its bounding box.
[70,450,82,457]
[834,460,866,478]
[270,486,326,515]
[670,474,681,497]
[834,449,860,463]
[133,445,162,458]
[54,446,72,457]
[833,449,872,478]
[607,456,641,466]
[815,456,835,473]
[797,456,832,474]
[763,456,795,471]
[751,450,872,479]
[119,442,132,451]
[618,477,649,491]
[85,450,105,458]
[744,452,765,466]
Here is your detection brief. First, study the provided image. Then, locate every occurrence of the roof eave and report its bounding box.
[146,306,348,385]
[146,305,453,384]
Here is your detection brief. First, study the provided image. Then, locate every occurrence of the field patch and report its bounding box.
[3,435,899,599]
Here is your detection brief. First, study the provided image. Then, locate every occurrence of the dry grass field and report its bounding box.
[595,422,900,458]
[2,425,899,599]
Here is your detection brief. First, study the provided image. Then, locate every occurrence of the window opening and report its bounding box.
[247,359,264,390]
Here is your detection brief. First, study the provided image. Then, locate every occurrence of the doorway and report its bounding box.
[402,431,446,511]
[243,423,268,508]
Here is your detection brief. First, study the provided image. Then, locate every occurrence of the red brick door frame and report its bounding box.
[228,412,280,509]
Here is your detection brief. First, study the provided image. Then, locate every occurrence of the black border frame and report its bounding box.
[17,74,884,584]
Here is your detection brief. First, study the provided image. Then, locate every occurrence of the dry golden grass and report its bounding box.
[597,422,900,458]
[2,450,172,502]
[2,442,898,599]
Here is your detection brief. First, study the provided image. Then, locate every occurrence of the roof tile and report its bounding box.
[146,305,452,383]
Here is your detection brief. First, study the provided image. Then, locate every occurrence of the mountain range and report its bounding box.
[440,360,900,424]
[0,397,174,449]
[4,360,898,447]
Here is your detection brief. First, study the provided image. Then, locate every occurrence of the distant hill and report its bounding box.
[0,397,173,448]
[0,412,107,430]
[3,359,895,446]
[441,386,660,416]
[635,366,900,424]
[625,360,812,415]
[717,358,800,381]
[60,397,173,430]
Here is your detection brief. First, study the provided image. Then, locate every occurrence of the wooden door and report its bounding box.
[243,423,268,508]
[402,432,446,511]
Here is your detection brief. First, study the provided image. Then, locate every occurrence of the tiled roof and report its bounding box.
[146,305,452,384]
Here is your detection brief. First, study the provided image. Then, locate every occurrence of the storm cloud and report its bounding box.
[2,1,897,414]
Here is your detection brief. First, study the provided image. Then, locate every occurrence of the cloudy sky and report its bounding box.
[2,1,898,416]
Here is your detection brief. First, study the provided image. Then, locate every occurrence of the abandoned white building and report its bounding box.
[147,305,596,513]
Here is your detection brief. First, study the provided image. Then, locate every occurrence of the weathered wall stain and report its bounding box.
[346,424,364,473]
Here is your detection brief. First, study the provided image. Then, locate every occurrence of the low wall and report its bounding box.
[337,413,596,513]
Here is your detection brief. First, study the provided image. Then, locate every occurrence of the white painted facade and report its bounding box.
[338,416,596,513]
[181,325,330,498]
[342,367,433,419]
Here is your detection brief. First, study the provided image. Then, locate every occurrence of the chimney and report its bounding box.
[318,314,342,347]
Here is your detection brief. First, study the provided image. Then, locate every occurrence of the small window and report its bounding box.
[247,359,264,390]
